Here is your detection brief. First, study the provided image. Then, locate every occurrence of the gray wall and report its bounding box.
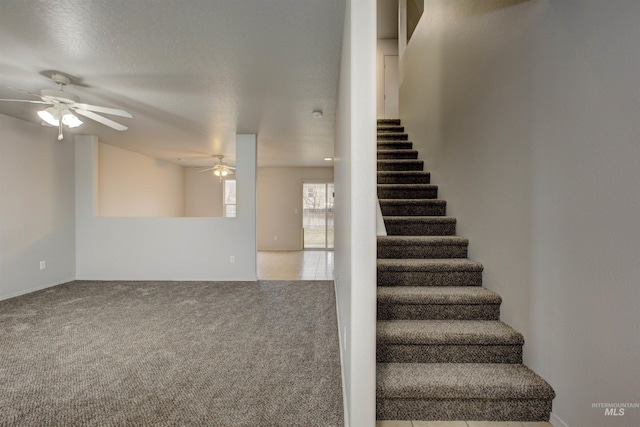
[0,114,75,299]
[76,135,257,281]
[98,143,186,217]
[399,1,640,426]
[185,167,224,218]
[257,167,333,251]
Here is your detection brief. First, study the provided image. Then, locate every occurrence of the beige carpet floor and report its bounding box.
[0,280,343,426]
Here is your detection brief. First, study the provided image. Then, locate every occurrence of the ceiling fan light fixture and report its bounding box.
[37,107,60,126]
[61,111,83,128]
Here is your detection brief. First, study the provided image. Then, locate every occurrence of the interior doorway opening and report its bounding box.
[302,182,334,250]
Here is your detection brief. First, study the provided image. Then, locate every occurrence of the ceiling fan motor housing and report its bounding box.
[51,73,71,86]
[40,89,80,104]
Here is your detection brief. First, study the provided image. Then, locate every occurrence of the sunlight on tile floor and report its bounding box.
[257,250,334,280]
[376,422,554,427]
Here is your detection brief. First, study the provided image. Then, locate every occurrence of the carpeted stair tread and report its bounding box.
[378,119,401,126]
[378,236,467,247]
[377,286,501,305]
[378,126,405,133]
[377,286,501,321]
[378,258,483,272]
[377,320,524,364]
[378,184,438,199]
[379,199,447,217]
[377,239,464,258]
[383,216,457,236]
[378,150,419,159]
[383,216,456,223]
[377,320,523,345]
[378,141,414,150]
[378,171,431,184]
[377,259,484,287]
[378,160,424,171]
[377,363,555,400]
[378,199,445,207]
[377,235,465,258]
[378,133,409,141]
[378,184,437,190]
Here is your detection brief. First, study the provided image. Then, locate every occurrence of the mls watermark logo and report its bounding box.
[592,402,639,417]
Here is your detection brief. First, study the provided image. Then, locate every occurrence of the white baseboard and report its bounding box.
[0,277,75,301]
[333,279,349,427]
[550,412,569,427]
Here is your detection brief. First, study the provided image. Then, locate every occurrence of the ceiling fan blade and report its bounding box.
[74,109,128,131]
[6,86,43,99]
[76,103,132,118]
[0,98,50,104]
[226,166,236,170]
[198,167,217,173]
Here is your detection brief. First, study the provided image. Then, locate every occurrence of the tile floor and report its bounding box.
[257,250,334,280]
[377,422,554,427]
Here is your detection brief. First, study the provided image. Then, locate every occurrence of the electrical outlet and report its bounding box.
[229,256,235,264]
[39,261,46,270]
[274,235,278,241]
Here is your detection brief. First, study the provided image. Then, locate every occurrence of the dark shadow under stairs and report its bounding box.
[375,119,555,421]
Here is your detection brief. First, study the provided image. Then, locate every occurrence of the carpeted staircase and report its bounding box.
[376,119,555,422]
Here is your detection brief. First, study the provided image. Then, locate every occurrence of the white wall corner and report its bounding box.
[0,277,75,302]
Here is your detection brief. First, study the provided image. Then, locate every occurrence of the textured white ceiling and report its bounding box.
[0,0,345,167]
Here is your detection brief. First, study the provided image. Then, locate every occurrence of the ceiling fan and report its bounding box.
[197,155,236,181]
[0,73,132,140]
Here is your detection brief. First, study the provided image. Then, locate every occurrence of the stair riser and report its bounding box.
[378,245,467,259]
[377,119,401,126]
[384,222,456,236]
[378,142,413,150]
[378,151,419,160]
[380,203,446,216]
[377,303,500,321]
[378,133,408,141]
[378,188,438,199]
[378,126,405,133]
[376,398,553,422]
[378,161,424,171]
[377,345,523,364]
[377,173,430,184]
[377,271,482,287]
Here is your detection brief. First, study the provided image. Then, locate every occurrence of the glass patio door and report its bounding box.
[302,182,334,249]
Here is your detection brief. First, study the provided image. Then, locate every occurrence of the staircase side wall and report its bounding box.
[398,1,640,426]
